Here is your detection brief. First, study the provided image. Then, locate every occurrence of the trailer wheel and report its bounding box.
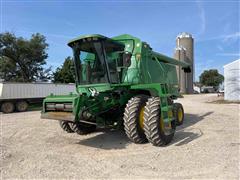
[59,121,74,133]
[71,122,96,135]
[16,101,28,112]
[173,103,184,126]
[1,102,15,113]
[143,97,176,146]
[123,95,149,144]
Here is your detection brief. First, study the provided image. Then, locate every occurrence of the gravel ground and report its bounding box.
[0,94,239,179]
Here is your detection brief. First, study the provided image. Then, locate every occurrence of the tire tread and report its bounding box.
[144,97,175,146]
[123,95,148,144]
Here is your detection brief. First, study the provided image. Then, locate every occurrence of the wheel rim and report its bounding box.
[160,117,164,130]
[178,108,183,122]
[139,107,145,130]
[16,101,28,112]
[3,102,14,113]
[18,102,26,111]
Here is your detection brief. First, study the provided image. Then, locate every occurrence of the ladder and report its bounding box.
[159,84,174,135]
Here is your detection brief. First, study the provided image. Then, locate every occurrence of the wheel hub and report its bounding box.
[139,107,145,129]
[178,109,183,122]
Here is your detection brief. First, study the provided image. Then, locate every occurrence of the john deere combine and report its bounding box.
[41,34,190,146]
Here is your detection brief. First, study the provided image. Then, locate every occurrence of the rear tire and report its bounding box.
[59,121,74,133]
[16,101,28,112]
[71,122,96,135]
[123,95,149,144]
[1,102,15,113]
[173,103,184,126]
[144,97,176,146]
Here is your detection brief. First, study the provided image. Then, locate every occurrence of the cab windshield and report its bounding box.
[72,40,125,85]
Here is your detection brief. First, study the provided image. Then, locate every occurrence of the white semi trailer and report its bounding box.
[0,82,76,113]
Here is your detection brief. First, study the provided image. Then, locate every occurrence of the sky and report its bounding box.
[1,0,239,81]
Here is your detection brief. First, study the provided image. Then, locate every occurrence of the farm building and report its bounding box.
[223,59,240,101]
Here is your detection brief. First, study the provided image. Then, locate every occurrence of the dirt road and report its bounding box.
[1,94,239,179]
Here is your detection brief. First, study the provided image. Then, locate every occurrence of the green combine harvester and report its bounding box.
[41,34,191,146]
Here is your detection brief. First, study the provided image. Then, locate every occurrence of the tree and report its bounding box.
[199,69,224,88]
[0,32,50,82]
[53,57,75,83]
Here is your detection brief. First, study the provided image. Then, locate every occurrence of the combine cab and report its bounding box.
[41,34,190,146]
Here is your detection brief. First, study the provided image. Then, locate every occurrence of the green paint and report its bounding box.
[42,34,190,127]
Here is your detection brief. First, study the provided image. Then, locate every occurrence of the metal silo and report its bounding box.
[175,32,194,94]
[174,47,187,93]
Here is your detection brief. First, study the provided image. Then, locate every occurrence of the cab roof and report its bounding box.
[67,34,123,47]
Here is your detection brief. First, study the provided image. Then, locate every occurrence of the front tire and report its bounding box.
[144,97,176,146]
[59,121,74,133]
[123,95,149,144]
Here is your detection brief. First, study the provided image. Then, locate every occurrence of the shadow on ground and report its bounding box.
[76,128,130,150]
[172,111,213,146]
[76,111,213,149]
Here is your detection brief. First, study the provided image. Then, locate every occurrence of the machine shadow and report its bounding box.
[172,111,213,146]
[76,128,131,150]
[76,111,213,149]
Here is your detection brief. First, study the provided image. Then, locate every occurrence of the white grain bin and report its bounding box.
[224,59,240,101]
